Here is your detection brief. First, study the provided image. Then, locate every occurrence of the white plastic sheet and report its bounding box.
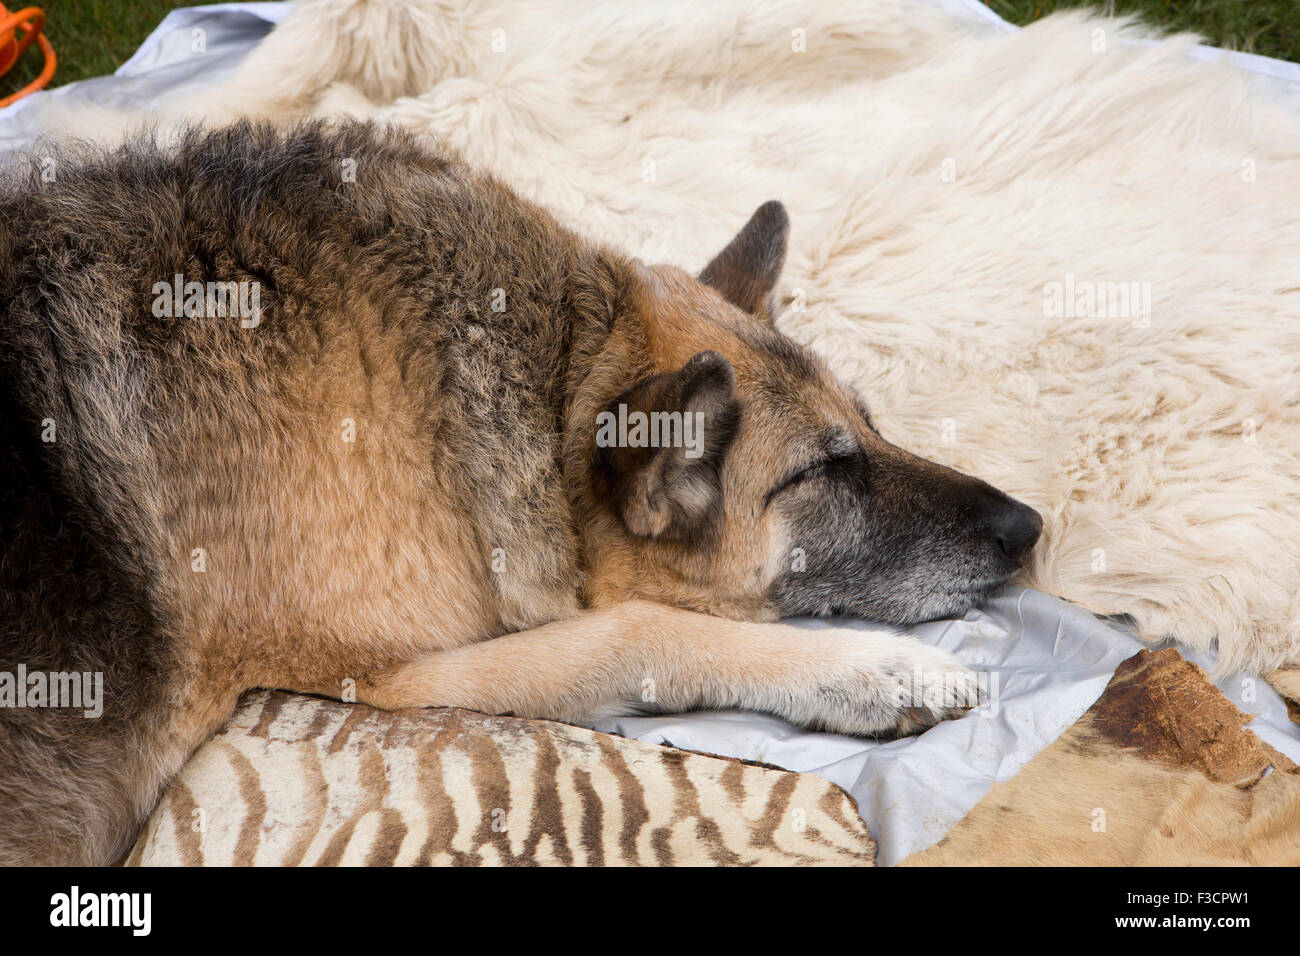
[596,588,1300,865]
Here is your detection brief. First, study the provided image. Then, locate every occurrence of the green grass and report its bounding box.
[1,0,189,98]
[1,0,1297,104]
[986,1,1300,62]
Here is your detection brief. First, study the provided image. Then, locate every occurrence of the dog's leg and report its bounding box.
[318,601,980,738]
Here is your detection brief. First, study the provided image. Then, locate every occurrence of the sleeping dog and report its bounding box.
[0,121,1041,864]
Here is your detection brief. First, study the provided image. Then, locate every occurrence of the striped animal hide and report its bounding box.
[125,692,876,866]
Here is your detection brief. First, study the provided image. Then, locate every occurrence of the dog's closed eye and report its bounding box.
[764,453,858,507]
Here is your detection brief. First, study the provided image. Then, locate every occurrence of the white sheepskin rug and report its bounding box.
[72,0,1300,674]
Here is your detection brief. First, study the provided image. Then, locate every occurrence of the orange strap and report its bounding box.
[0,6,56,109]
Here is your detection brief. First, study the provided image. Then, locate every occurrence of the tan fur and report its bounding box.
[902,732,1300,866]
[903,649,1300,865]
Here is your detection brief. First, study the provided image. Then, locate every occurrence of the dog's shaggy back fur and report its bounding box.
[0,121,636,863]
[59,0,1299,674]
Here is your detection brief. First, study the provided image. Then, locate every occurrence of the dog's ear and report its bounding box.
[699,200,789,322]
[594,351,740,542]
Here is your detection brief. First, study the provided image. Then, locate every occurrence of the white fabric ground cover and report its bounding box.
[3,1,1298,865]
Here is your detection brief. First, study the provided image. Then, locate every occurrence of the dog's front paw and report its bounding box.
[796,630,982,739]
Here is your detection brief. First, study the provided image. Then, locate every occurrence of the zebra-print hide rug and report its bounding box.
[125,690,876,866]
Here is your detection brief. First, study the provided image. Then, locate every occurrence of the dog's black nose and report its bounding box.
[989,498,1043,563]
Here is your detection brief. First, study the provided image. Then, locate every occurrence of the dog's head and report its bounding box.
[587,201,1041,624]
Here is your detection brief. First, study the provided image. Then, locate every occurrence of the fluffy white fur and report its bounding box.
[58,0,1300,674]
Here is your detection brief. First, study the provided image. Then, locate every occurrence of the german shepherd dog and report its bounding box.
[0,121,1041,865]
